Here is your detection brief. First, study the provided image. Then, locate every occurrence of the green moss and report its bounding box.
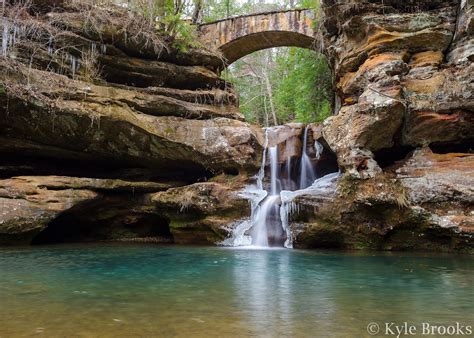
[169,220,189,229]
[338,174,359,198]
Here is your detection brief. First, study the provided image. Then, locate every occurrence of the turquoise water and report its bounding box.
[0,244,473,337]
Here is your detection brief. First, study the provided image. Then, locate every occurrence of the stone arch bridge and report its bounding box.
[198,9,317,65]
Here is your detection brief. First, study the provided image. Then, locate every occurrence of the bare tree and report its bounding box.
[191,0,202,24]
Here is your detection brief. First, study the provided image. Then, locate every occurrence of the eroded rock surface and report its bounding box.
[151,176,250,244]
[0,2,262,179]
[0,0,472,253]
[320,0,473,177]
[0,175,180,245]
[0,2,262,245]
[288,148,473,252]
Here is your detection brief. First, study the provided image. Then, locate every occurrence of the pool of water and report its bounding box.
[0,244,472,337]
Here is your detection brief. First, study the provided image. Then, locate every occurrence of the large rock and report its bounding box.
[0,176,98,244]
[288,148,473,252]
[0,63,261,177]
[320,0,473,177]
[0,175,179,245]
[151,178,250,244]
[394,147,474,205]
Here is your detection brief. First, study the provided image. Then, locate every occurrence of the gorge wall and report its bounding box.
[0,0,472,252]
[287,0,473,252]
[0,1,261,244]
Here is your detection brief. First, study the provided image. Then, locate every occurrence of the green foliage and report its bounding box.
[122,0,334,125]
[272,48,332,123]
[161,16,201,52]
[224,47,333,126]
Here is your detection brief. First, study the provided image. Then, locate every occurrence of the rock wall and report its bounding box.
[320,0,473,177]
[0,2,262,244]
[287,0,473,252]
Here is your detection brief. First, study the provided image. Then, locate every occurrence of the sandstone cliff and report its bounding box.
[286,0,473,252]
[0,1,261,244]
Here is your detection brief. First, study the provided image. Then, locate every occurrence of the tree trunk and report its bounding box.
[192,0,202,24]
[262,67,278,126]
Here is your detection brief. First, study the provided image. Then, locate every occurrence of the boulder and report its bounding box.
[0,64,261,177]
[0,177,98,244]
[286,147,473,253]
[151,178,250,244]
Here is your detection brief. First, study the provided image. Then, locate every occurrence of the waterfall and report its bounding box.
[256,129,269,190]
[269,146,279,196]
[251,195,280,247]
[299,126,316,189]
[249,144,286,247]
[223,124,339,249]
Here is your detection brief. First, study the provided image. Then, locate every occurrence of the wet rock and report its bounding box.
[266,124,305,163]
[0,177,98,244]
[287,148,473,253]
[151,178,250,244]
[0,175,178,245]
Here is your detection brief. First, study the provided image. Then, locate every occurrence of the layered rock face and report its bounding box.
[0,2,262,244]
[320,0,473,177]
[286,0,473,252]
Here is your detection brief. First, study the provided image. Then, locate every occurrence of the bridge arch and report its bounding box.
[199,9,317,65]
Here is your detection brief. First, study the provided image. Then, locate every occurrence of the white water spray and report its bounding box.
[269,146,279,196]
[299,125,316,189]
[223,125,339,249]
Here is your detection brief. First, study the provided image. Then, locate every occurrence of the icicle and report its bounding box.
[47,36,55,54]
[315,140,324,160]
[2,19,10,56]
[280,191,298,249]
[299,125,316,189]
[220,219,253,247]
[70,55,80,78]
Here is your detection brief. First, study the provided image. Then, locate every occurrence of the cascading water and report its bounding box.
[299,126,316,189]
[269,146,279,195]
[249,143,286,247]
[223,125,339,249]
[251,195,281,247]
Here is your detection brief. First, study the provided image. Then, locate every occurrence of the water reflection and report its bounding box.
[0,245,472,337]
[232,249,339,336]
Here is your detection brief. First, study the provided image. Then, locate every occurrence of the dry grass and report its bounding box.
[64,0,169,57]
[79,47,101,82]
